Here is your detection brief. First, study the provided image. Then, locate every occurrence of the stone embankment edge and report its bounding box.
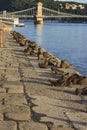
[12,29,82,77]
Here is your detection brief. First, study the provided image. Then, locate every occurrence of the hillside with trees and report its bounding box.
[0,0,87,15]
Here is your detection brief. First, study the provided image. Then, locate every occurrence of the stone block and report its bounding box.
[0,93,7,104]
[4,94,27,105]
[0,88,6,93]
[0,121,17,130]
[8,87,24,93]
[19,121,48,130]
[51,125,74,130]
[0,104,30,113]
[3,82,22,87]
[0,113,3,120]
[65,112,87,130]
[6,76,21,82]
[5,112,31,121]
[5,69,19,75]
[4,84,24,93]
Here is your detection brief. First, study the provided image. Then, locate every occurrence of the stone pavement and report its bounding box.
[0,29,87,130]
[0,31,48,130]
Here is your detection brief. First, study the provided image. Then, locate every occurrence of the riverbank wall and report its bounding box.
[11,31,78,71]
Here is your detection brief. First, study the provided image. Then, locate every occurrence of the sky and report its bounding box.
[56,0,87,3]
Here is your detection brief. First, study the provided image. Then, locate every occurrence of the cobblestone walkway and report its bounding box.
[0,31,47,130]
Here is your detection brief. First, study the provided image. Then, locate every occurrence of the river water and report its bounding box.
[12,20,87,76]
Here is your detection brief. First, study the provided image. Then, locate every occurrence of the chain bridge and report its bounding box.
[0,2,87,24]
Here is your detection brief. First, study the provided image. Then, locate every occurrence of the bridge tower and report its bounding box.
[34,2,43,24]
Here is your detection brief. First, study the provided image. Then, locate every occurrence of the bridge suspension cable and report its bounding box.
[42,7,75,16]
[7,7,36,18]
[42,7,87,18]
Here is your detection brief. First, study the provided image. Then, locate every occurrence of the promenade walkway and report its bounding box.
[0,29,87,130]
[0,30,47,130]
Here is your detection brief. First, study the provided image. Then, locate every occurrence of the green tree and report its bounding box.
[10,0,36,11]
[0,0,11,11]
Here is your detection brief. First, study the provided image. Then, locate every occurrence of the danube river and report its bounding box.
[12,20,87,76]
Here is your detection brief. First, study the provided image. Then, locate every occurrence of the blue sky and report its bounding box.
[57,0,87,3]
